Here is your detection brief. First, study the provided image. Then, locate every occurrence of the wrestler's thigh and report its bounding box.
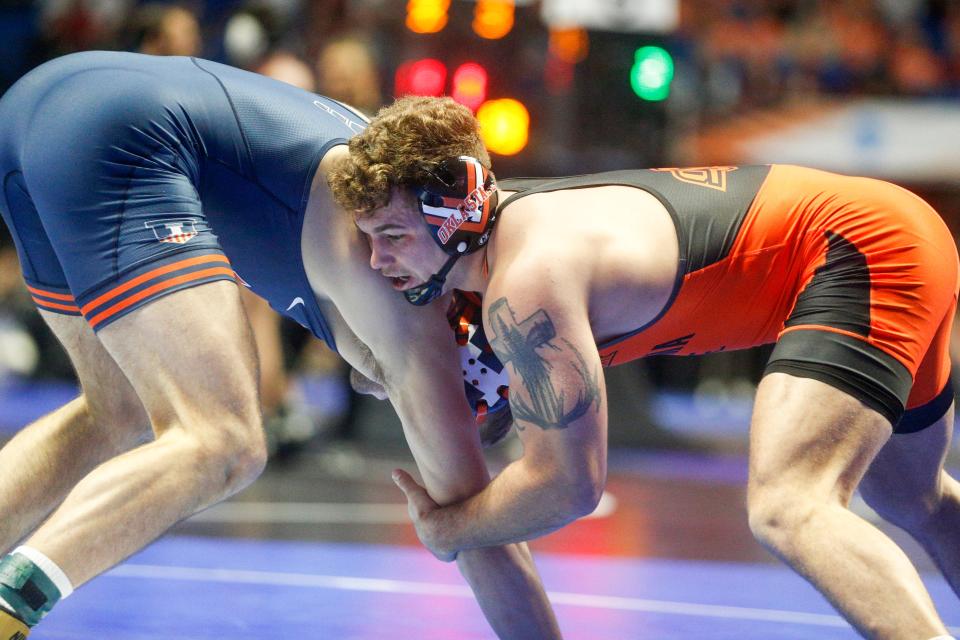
[749,372,893,504]
[94,280,262,442]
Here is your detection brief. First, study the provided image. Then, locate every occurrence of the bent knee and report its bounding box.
[747,485,826,550]
[157,409,268,494]
[229,423,269,486]
[197,416,268,491]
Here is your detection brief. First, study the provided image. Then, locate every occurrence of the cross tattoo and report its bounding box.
[488,299,556,365]
[486,297,599,430]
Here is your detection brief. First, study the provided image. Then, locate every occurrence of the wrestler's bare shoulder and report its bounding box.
[491,185,680,343]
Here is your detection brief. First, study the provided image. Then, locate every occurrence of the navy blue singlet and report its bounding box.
[0,51,366,348]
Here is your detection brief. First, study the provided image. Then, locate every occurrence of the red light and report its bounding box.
[451,62,488,111]
[395,58,447,97]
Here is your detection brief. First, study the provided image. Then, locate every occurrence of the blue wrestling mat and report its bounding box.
[3,379,959,638]
[36,536,960,639]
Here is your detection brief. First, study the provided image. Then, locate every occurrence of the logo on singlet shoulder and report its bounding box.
[652,166,738,192]
[313,100,367,134]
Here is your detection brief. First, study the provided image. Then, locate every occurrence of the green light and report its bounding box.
[630,46,674,101]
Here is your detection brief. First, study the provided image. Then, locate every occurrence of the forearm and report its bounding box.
[432,458,593,554]
[457,543,561,639]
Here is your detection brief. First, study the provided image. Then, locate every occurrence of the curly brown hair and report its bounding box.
[327,96,491,214]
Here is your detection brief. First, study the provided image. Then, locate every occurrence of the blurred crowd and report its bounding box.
[0,0,387,95]
[676,0,960,119]
[2,1,959,107]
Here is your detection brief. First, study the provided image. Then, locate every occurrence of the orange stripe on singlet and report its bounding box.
[26,285,75,302]
[778,324,871,343]
[80,254,231,315]
[32,297,81,313]
[87,266,236,329]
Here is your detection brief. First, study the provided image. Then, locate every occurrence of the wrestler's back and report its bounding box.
[0,51,363,344]
[498,166,953,369]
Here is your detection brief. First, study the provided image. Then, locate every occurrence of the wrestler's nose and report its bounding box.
[368,239,393,271]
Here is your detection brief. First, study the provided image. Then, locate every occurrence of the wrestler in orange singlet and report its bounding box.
[335,95,960,640]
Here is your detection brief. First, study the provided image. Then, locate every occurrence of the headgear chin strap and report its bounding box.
[406,156,498,306]
[403,253,459,306]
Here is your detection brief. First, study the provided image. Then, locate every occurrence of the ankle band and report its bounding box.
[11,549,71,600]
[0,553,62,627]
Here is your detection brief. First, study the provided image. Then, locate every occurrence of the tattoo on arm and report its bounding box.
[487,297,600,430]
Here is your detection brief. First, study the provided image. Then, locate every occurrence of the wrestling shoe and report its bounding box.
[0,607,28,640]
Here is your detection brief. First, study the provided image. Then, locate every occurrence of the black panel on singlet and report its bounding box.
[498,166,771,274]
[783,231,872,337]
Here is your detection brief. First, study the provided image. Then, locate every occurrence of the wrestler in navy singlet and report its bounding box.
[0,51,366,347]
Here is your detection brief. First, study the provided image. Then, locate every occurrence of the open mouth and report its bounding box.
[390,275,412,290]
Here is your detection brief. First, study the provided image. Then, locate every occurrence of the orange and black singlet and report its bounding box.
[497,165,960,432]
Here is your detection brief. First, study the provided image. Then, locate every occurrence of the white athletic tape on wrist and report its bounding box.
[12,547,73,599]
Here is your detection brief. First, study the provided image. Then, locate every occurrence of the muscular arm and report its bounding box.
[401,262,609,557]
[318,231,561,638]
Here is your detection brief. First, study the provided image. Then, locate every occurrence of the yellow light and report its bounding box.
[406,0,450,34]
[477,98,529,156]
[472,0,514,40]
[549,27,589,64]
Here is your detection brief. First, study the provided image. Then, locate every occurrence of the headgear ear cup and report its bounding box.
[446,290,512,446]
[417,156,499,256]
[404,156,499,306]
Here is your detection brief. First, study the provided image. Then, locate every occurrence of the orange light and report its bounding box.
[477,98,529,155]
[451,62,488,111]
[472,0,514,40]
[406,0,450,34]
[549,27,589,64]
[395,58,447,96]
